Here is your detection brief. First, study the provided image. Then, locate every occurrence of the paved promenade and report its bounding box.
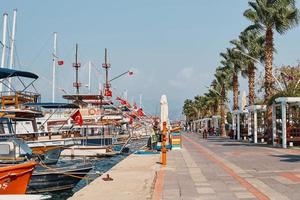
[69,132,300,200]
[69,153,160,200]
[154,132,300,200]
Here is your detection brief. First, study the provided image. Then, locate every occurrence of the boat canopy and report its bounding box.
[0,68,39,80]
[23,102,79,109]
[63,94,103,100]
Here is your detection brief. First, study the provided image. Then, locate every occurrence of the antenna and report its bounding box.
[73,44,81,94]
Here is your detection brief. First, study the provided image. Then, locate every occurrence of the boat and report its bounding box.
[27,161,93,193]
[0,195,51,200]
[0,161,36,194]
[0,136,93,193]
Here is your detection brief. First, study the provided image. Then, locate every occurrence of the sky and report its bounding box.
[1,0,300,120]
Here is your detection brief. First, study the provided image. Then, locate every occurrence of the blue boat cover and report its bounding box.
[23,102,79,109]
[0,68,38,79]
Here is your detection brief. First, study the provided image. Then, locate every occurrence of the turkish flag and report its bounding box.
[116,97,131,108]
[137,108,144,117]
[104,88,112,97]
[57,60,64,65]
[71,110,83,126]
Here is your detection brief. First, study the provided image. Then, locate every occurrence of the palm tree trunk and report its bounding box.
[248,62,255,137]
[220,85,226,136]
[265,27,274,142]
[213,102,219,115]
[233,71,239,110]
[248,62,255,105]
[264,27,274,101]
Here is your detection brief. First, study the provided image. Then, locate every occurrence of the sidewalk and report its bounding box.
[69,132,300,200]
[69,153,160,200]
[154,132,300,200]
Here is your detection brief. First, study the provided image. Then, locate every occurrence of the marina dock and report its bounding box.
[69,132,300,200]
[69,153,160,200]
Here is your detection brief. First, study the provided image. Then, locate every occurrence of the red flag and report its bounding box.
[71,110,83,126]
[57,60,64,65]
[116,97,131,108]
[104,88,112,97]
[128,71,133,76]
[133,102,138,110]
[137,108,144,117]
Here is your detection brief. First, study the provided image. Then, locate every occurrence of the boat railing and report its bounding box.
[0,91,41,109]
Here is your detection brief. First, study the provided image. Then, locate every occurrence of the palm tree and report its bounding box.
[220,48,244,111]
[244,0,299,102]
[204,87,220,116]
[183,99,195,121]
[215,66,232,136]
[231,30,265,106]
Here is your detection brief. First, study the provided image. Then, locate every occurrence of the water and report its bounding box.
[43,138,148,200]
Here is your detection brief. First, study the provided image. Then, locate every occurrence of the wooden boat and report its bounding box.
[0,138,61,165]
[0,195,51,200]
[35,147,63,165]
[0,161,36,194]
[27,161,93,193]
[60,145,117,157]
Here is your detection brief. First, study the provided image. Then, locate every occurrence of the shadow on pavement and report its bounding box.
[272,154,300,162]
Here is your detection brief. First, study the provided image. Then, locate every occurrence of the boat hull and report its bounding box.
[27,163,92,193]
[0,161,36,194]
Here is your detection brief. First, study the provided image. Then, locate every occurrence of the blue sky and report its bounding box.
[1,0,300,119]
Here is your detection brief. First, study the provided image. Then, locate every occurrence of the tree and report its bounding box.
[182,99,195,122]
[220,48,244,111]
[244,0,299,102]
[215,66,232,136]
[268,65,300,104]
[231,30,265,106]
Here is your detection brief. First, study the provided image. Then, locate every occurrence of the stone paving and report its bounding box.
[158,132,300,200]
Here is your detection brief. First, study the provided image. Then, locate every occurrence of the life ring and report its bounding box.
[88,108,96,115]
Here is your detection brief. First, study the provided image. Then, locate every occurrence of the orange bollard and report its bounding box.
[162,122,167,166]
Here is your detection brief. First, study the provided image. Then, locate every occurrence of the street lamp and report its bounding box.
[233,49,284,91]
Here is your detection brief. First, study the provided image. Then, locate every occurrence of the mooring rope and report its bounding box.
[36,155,100,181]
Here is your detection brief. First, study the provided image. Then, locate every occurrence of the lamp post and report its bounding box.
[233,49,284,91]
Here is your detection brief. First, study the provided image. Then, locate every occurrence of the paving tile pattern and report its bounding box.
[161,132,300,200]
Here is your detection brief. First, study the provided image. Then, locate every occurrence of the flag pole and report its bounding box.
[52,32,57,103]
[88,61,91,94]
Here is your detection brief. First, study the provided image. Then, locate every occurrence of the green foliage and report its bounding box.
[267,65,300,105]
[182,0,300,123]
[244,0,300,33]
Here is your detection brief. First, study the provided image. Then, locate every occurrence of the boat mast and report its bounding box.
[102,48,111,98]
[8,9,17,93]
[0,13,8,92]
[88,61,91,94]
[52,32,57,103]
[139,94,142,108]
[73,44,81,94]
[123,89,128,100]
